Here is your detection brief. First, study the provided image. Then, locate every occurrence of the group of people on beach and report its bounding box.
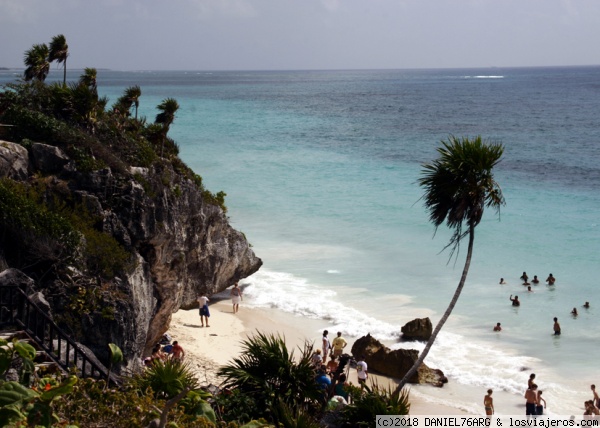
[196,282,244,328]
[145,282,243,364]
[144,333,186,367]
[310,330,370,408]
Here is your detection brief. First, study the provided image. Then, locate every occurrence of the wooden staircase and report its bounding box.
[0,285,119,385]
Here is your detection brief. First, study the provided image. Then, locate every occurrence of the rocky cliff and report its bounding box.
[0,139,262,371]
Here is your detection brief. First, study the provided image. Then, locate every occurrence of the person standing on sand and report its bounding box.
[197,294,210,327]
[484,389,494,415]
[230,282,242,314]
[322,330,332,364]
[553,317,561,335]
[356,355,368,389]
[331,331,347,358]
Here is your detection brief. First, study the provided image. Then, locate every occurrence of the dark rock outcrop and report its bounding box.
[401,317,433,341]
[0,140,262,372]
[351,334,447,387]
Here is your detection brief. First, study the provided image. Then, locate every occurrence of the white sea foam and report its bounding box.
[243,269,402,340]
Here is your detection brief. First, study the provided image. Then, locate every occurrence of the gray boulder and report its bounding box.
[0,140,29,180]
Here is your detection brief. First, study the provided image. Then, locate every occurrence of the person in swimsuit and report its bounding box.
[532,275,540,284]
[520,272,529,285]
[524,383,538,417]
[536,390,546,415]
[510,295,520,306]
[546,274,556,285]
[484,389,494,415]
[493,322,502,332]
[553,317,561,335]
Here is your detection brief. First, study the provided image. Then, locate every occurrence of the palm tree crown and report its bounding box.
[125,85,142,119]
[419,135,505,256]
[395,135,504,392]
[49,34,69,85]
[24,44,50,82]
[155,98,179,129]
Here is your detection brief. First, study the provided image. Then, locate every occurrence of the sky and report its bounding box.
[1,0,599,71]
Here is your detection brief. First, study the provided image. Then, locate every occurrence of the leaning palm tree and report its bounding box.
[395,135,505,392]
[49,34,69,85]
[23,44,50,82]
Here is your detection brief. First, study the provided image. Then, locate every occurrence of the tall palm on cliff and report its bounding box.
[395,136,505,392]
[49,34,69,86]
[23,44,50,82]
[155,98,179,157]
[125,85,142,119]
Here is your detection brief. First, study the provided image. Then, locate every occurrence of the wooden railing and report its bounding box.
[0,285,119,385]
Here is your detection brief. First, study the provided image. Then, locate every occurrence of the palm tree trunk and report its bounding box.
[394,224,475,393]
[63,58,67,86]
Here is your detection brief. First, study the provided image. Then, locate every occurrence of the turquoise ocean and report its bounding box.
[2,67,599,414]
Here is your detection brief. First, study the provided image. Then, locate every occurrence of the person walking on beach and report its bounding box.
[546,273,556,285]
[230,282,242,314]
[197,294,210,327]
[510,295,520,306]
[553,317,561,335]
[356,355,368,389]
[524,383,538,417]
[484,389,494,415]
[591,384,599,408]
[322,330,332,364]
[331,331,347,358]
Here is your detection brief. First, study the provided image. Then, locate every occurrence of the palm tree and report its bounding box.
[125,85,141,119]
[78,67,97,93]
[155,98,179,157]
[155,97,179,130]
[395,135,505,392]
[217,332,323,423]
[23,44,50,82]
[49,34,69,86]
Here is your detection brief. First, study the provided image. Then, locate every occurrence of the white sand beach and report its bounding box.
[166,299,466,415]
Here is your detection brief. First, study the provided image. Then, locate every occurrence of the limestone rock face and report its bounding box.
[0,140,262,371]
[351,334,447,387]
[0,140,29,180]
[401,317,433,342]
[30,143,70,174]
